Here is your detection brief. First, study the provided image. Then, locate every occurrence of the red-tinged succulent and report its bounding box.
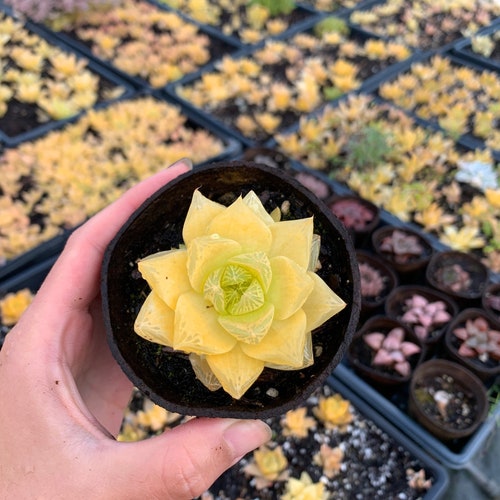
[379,229,424,264]
[435,263,472,293]
[453,316,500,363]
[401,294,452,340]
[359,262,385,298]
[329,198,375,231]
[364,327,421,377]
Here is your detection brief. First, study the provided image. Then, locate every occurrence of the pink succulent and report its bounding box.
[379,230,424,264]
[330,198,375,231]
[363,327,421,377]
[453,316,500,363]
[401,294,452,340]
[359,262,386,298]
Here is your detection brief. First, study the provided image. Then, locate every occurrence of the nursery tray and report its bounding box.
[346,0,500,53]
[327,374,450,499]
[165,20,413,147]
[297,0,378,16]
[333,362,500,469]
[0,9,136,147]
[0,92,241,282]
[147,0,321,49]
[33,0,243,91]
[452,21,500,73]
[368,50,500,160]
[0,229,72,283]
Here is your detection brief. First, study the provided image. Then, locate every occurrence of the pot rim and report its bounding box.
[409,359,489,441]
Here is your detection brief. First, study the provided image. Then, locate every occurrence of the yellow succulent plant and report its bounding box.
[282,471,327,500]
[313,393,353,430]
[134,189,346,399]
[0,288,33,326]
[281,407,316,438]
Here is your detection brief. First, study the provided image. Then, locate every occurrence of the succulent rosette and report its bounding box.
[134,189,346,399]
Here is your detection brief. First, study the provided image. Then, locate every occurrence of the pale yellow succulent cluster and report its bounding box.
[379,55,500,149]
[350,0,500,50]
[176,28,409,141]
[156,0,290,44]
[0,288,34,326]
[0,97,224,264]
[49,0,213,88]
[0,12,125,121]
[134,189,346,399]
[275,94,500,271]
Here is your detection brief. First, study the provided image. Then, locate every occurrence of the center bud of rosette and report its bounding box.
[203,251,275,344]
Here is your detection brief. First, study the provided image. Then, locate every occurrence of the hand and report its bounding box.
[0,159,271,499]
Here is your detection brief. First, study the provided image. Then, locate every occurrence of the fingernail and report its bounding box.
[223,419,272,464]
[170,157,193,171]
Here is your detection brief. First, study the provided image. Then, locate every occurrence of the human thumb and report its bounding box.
[104,417,272,500]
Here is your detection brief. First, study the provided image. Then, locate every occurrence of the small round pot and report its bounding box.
[372,225,433,276]
[356,250,399,317]
[426,251,489,307]
[409,359,489,441]
[326,194,380,248]
[347,316,424,388]
[482,281,500,324]
[101,161,360,419]
[385,285,459,350]
[444,308,500,382]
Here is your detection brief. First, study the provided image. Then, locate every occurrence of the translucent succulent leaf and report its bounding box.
[207,344,264,399]
[228,251,272,292]
[242,309,307,368]
[138,249,191,309]
[182,189,225,245]
[302,272,346,331]
[269,218,314,269]
[270,206,281,222]
[242,190,275,224]
[189,353,222,392]
[174,291,237,355]
[207,196,273,253]
[187,235,242,292]
[226,277,264,315]
[309,234,321,272]
[266,256,314,320]
[134,291,175,347]
[203,267,226,314]
[218,302,275,344]
[302,331,314,368]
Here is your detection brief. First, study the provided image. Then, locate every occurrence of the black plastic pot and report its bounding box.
[101,161,360,418]
[347,315,425,389]
[372,225,433,279]
[385,285,459,352]
[356,249,399,318]
[326,194,380,248]
[482,281,500,324]
[334,360,500,468]
[444,307,500,382]
[426,251,489,308]
[409,359,489,442]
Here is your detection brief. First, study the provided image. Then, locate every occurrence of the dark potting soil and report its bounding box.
[202,383,435,500]
[413,373,479,431]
